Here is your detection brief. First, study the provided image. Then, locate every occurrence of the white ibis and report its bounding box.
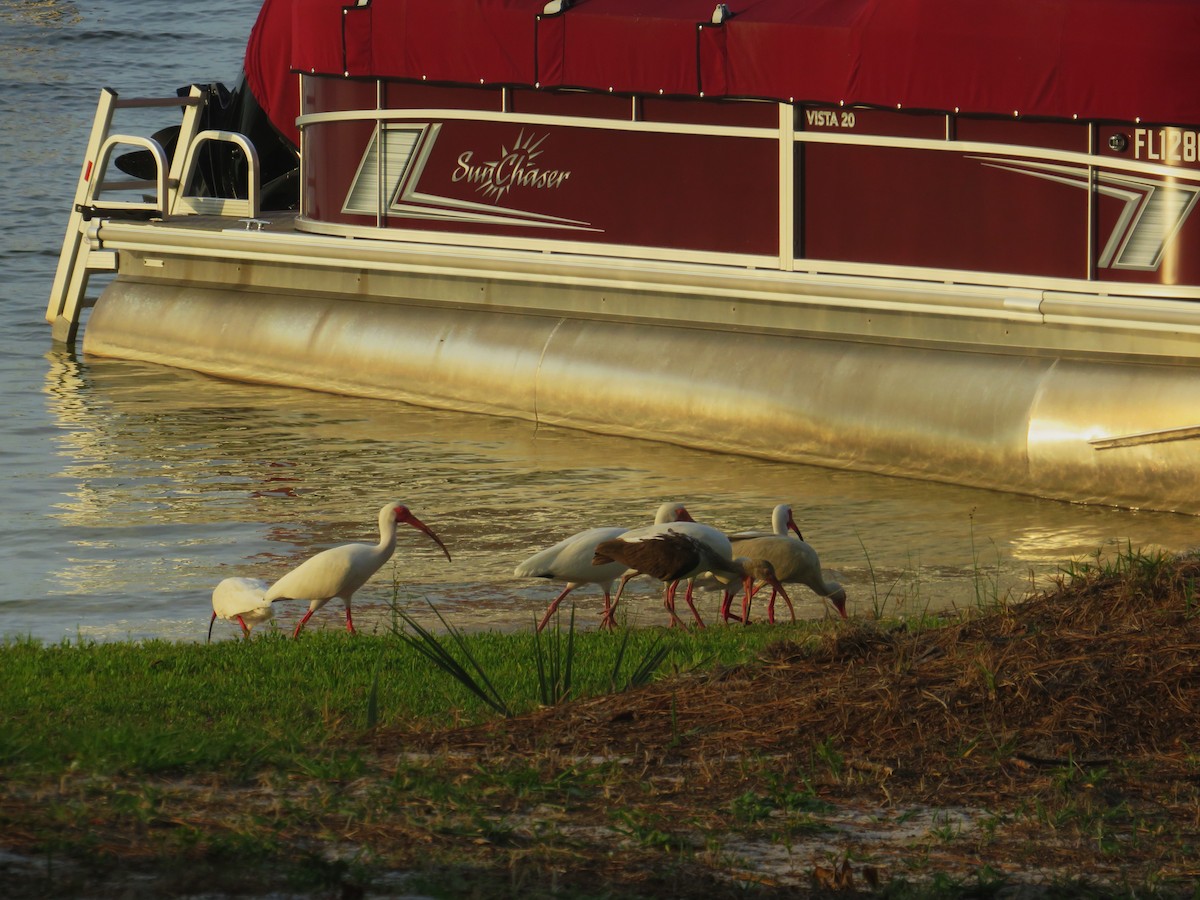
[265,501,451,637]
[726,503,804,542]
[593,527,791,628]
[515,501,692,632]
[723,534,848,624]
[208,576,272,642]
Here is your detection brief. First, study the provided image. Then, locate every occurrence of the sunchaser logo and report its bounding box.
[451,131,571,202]
[342,123,594,233]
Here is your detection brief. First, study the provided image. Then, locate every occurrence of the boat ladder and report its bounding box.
[45,85,261,345]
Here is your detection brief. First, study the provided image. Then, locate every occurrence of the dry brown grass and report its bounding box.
[416,551,1200,774]
[388,549,1200,894]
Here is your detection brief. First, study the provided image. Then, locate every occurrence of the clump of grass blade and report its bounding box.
[389,601,511,717]
[533,605,575,706]
[618,627,669,690]
[392,601,672,719]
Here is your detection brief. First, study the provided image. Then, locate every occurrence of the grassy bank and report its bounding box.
[0,620,799,779]
[3,549,1200,898]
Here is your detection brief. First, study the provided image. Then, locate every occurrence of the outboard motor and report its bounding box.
[115,78,299,211]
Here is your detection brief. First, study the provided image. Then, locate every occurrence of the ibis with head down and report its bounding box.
[724,534,847,624]
[208,576,273,642]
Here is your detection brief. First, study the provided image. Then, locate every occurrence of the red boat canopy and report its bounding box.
[247,0,1200,143]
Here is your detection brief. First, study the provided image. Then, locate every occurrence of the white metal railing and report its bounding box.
[46,86,261,345]
[89,133,172,218]
[172,130,261,217]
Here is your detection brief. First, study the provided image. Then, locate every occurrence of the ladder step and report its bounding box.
[85,250,118,272]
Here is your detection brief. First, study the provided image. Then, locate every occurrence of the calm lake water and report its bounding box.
[1,1,1197,644]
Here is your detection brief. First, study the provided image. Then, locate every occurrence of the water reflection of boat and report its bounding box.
[47,0,1200,515]
[38,349,1200,640]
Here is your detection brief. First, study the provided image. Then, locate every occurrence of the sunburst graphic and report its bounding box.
[477,130,549,202]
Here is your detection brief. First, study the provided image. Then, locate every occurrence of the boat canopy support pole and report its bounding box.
[778,102,794,270]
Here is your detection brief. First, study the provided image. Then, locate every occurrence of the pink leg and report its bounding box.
[236,615,250,637]
[777,585,796,623]
[664,581,685,628]
[592,573,633,628]
[722,588,749,623]
[293,607,316,638]
[682,581,706,628]
[613,571,636,603]
[537,584,575,633]
[606,571,639,627]
[345,604,356,634]
[598,589,616,630]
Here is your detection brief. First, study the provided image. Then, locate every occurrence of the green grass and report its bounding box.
[0,620,830,780]
[0,618,846,895]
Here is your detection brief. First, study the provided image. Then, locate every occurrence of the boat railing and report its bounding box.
[88,133,172,219]
[47,86,261,346]
[172,130,260,218]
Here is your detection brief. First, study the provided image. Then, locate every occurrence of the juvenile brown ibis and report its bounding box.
[511,501,691,633]
[515,501,692,632]
[593,527,791,628]
[607,515,731,609]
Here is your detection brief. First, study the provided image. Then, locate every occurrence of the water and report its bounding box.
[1,1,1197,645]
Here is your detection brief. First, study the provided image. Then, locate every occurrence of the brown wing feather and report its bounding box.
[593,532,700,582]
